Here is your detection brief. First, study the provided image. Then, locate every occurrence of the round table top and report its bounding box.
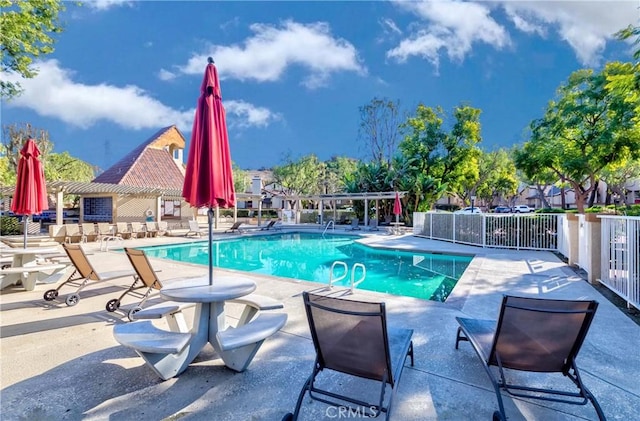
[160,276,256,303]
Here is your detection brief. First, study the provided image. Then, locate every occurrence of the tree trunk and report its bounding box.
[535,184,550,208]
[587,180,599,207]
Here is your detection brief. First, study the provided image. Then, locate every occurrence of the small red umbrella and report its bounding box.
[393,192,402,225]
[182,58,235,285]
[11,139,48,248]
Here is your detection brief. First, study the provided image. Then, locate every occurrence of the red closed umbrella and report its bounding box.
[182,58,235,285]
[393,192,402,225]
[11,139,48,248]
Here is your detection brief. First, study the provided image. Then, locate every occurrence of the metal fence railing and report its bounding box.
[599,216,640,310]
[413,212,562,251]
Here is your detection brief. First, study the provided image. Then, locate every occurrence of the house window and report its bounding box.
[83,197,113,222]
[161,199,181,219]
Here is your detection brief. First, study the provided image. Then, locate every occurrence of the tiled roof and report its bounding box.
[93,125,185,189]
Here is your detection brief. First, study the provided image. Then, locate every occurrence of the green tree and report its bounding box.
[515,62,640,213]
[45,151,94,182]
[324,156,358,194]
[393,154,446,218]
[0,0,66,99]
[513,166,557,209]
[358,97,404,164]
[0,155,14,185]
[600,156,640,204]
[272,154,324,210]
[473,149,519,207]
[343,160,393,220]
[397,104,482,214]
[616,24,640,60]
[232,163,249,193]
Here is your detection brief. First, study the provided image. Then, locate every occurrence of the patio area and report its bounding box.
[1,232,638,420]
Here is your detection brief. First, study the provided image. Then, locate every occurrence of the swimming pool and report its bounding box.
[137,232,473,302]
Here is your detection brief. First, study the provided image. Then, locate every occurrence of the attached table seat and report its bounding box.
[217,312,288,372]
[113,321,193,380]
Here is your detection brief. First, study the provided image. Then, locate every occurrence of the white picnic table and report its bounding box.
[113,275,287,380]
[0,246,69,290]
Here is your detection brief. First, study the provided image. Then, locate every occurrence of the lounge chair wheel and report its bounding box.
[127,306,142,321]
[492,411,505,421]
[43,289,59,301]
[281,414,293,421]
[106,298,121,312]
[65,293,80,307]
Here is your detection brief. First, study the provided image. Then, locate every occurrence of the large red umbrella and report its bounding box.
[11,138,48,248]
[182,58,235,285]
[393,192,402,225]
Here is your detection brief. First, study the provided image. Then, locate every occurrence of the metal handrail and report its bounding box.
[328,261,348,289]
[350,263,366,293]
[322,220,335,236]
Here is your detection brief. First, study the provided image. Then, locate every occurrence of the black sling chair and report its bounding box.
[455,295,606,421]
[283,292,414,420]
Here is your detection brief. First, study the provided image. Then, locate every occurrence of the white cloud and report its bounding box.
[176,20,366,89]
[4,60,280,132]
[388,0,510,65]
[389,0,638,68]
[157,68,177,81]
[500,1,638,66]
[380,18,403,36]
[83,0,133,11]
[225,100,282,128]
[4,60,195,131]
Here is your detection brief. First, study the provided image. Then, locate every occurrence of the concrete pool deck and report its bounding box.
[1,231,639,420]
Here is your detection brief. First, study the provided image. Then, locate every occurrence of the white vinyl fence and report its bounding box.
[599,215,640,310]
[413,212,563,251]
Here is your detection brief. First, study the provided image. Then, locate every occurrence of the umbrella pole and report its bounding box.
[23,215,28,248]
[208,207,214,285]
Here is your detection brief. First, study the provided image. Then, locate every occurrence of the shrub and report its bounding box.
[0,216,21,235]
[623,204,640,216]
[537,208,566,213]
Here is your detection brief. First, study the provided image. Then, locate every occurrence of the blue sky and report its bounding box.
[2,0,638,174]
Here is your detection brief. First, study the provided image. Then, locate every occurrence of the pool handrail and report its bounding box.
[328,261,348,289]
[322,220,335,236]
[350,263,366,293]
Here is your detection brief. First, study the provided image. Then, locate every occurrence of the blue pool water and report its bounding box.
[138,232,473,302]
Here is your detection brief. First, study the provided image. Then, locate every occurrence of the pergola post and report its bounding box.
[56,190,64,226]
[364,199,369,227]
[155,196,162,222]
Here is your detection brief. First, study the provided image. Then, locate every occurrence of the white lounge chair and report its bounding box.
[186,220,204,237]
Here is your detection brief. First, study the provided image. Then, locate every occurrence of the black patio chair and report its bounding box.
[282,292,414,420]
[455,295,605,421]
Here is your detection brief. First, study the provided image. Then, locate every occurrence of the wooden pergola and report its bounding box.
[275,191,406,226]
[0,181,263,227]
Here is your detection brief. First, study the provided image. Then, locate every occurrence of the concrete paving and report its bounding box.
[1,231,639,421]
